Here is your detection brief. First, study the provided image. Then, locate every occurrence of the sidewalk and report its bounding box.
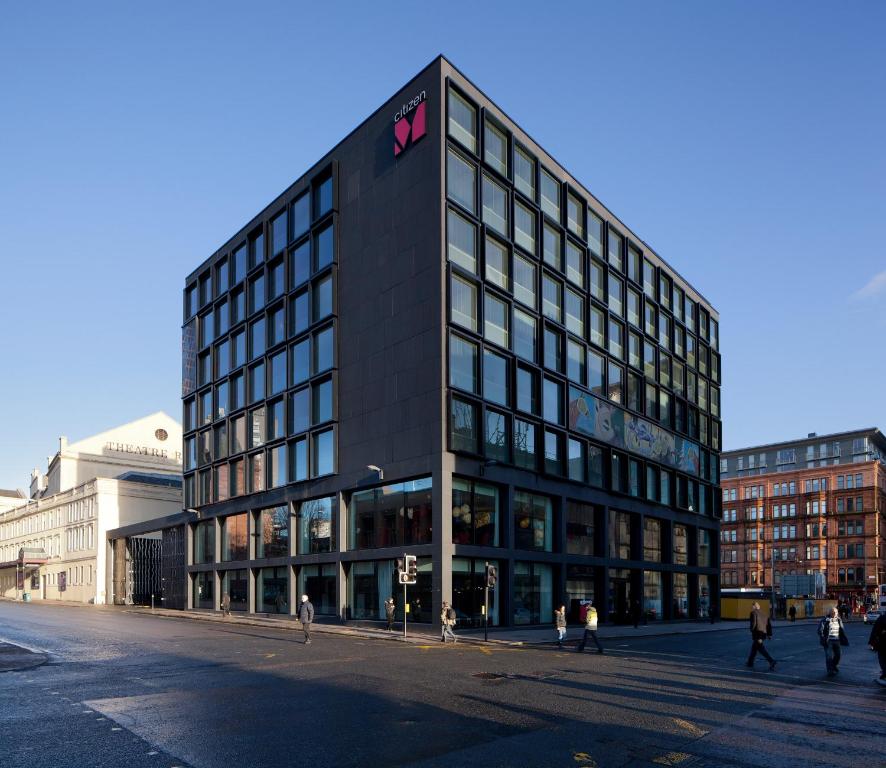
[0,641,48,672]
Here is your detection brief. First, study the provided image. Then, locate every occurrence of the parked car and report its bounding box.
[863,609,883,624]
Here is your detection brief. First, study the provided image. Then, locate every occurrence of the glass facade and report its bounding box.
[349,478,432,551]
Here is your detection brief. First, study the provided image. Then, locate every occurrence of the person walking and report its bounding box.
[867,610,886,686]
[818,606,847,677]
[440,600,457,643]
[220,592,231,618]
[384,597,396,632]
[746,602,776,671]
[576,601,604,654]
[554,605,567,648]
[788,605,796,622]
[298,594,314,644]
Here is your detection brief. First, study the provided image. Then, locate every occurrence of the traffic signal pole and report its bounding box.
[403,580,407,640]
[484,560,489,643]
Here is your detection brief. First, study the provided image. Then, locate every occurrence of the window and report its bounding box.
[447,149,476,213]
[313,325,334,374]
[313,275,333,323]
[485,409,509,462]
[249,362,265,403]
[256,506,289,558]
[483,349,508,406]
[565,288,584,338]
[312,428,334,476]
[269,350,287,395]
[514,418,537,469]
[514,491,553,551]
[643,259,656,298]
[608,361,623,403]
[608,318,624,359]
[588,350,604,396]
[566,192,584,238]
[565,240,584,288]
[449,333,478,394]
[450,275,478,331]
[513,561,553,625]
[448,88,477,152]
[516,366,538,414]
[292,192,310,239]
[542,224,561,270]
[543,325,563,373]
[291,339,310,385]
[544,430,563,474]
[312,379,333,425]
[542,274,562,323]
[514,145,536,199]
[447,209,477,273]
[514,201,536,253]
[314,175,333,217]
[543,377,563,425]
[221,513,248,561]
[314,223,334,271]
[567,339,586,385]
[290,241,310,289]
[299,497,335,554]
[250,317,265,360]
[484,292,509,348]
[565,501,595,555]
[608,274,624,317]
[452,479,500,546]
[608,229,624,272]
[514,253,536,309]
[514,308,537,362]
[482,174,508,236]
[349,477,432,550]
[608,511,632,559]
[485,236,509,289]
[451,397,479,452]
[484,120,507,175]
[590,259,604,302]
[540,168,560,220]
[568,438,585,482]
[269,258,285,300]
[590,306,604,348]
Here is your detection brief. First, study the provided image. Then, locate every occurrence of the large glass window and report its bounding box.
[565,240,584,288]
[514,201,535,254]
[514,145,536,199]
[608,229,624,272]
[698,529,712,567]
[514,418,537,470]
[448,88,477,152]
[513,561,552,625]
[567,339,585,385]
[543,224,561,270]
[644,570,663,621]
[513,308,537,362]
[485,235,509,290]
[565,289,584,338]
[542,274,562,323]
[451,274,478,332]
[447,149,476,213]
[312,428,334,476]
[450,397,478,453]
[643,518,662,562]
[484,292,509,348]
[566,501,596,555]
[221,513,248,562]
[447,209,477,273]
[608,511,632,560]
[193,520,215,564]
[514,491,553,551]
[348,477,432,550]
[449,333,478,393]
[300,563,336,616]
[673,524,688,565]
[193,571,214,610]
[452,479,499,546]
[452,558,501,628]
[314,223,334,271]
[221,569,248,612]
[540,169,560,221]
[485,409,509,463]
[513,253,536,309]
[299,496,335,553]
[290,241,310,289]
[257,566,289,614]
[483,349,508,406]
[484,120,507,175]
[543,377,563,425]
[482,174,508,236]
[256,506,289,559]
[567,192,584,238]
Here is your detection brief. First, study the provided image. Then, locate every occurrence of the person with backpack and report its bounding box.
[554,605,567,648]
[819,606,848,677]
[576,601,603,654]
[867,610,886,686]
[440,600,457,643]
[746,602,776,671]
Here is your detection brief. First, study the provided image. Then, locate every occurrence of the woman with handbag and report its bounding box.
[818,606,849,677]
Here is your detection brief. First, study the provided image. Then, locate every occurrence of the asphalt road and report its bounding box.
[1,603,883,768]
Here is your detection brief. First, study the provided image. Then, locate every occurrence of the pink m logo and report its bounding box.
[394,101,426,156]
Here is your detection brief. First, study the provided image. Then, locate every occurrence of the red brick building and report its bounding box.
[720,429,886,609]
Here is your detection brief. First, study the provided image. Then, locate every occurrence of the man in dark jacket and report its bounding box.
[384,597,396,632]
[298,594,314,644]
[746,602,776,671]
[868,611,886,686]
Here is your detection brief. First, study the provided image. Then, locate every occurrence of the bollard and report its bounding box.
[151,593,154,611]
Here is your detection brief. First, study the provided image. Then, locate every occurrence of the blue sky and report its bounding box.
[0,2,883,491]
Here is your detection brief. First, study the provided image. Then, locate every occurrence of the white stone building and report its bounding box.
[0,412,182,604]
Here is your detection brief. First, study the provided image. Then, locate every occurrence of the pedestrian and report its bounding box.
[632,598,642,629]
[576,601,604,654]
[384,597,396,631]
[275,590,286,614]
[788,605,796,622]
[746,602,776,671]
[818,606,848,677]
[298,594,314,644]
[440,600,457,643]
[220,592,231,618]
[867,610,886,687]
[554,605,567,648]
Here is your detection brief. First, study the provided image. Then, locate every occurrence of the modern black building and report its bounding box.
[181,55,722,627]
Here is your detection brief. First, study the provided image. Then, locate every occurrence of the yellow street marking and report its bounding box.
[572,752,597,766]
[653,752,693,766]
[673,718,708,738]
[264,653,276,658]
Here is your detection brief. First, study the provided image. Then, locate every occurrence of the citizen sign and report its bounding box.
[394,90,427,156]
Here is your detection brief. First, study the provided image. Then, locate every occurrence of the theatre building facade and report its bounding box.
[181,56,722,626]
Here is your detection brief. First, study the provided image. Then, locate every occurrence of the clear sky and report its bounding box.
[1,1,884,492]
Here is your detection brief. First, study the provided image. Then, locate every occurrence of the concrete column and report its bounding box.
[431,456,454,630]
[336,492,347,621]
[185,523,195,609]
[112,538,126,605]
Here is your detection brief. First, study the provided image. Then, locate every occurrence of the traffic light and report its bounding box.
[404,555,417,584]
[486,563,497,588]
